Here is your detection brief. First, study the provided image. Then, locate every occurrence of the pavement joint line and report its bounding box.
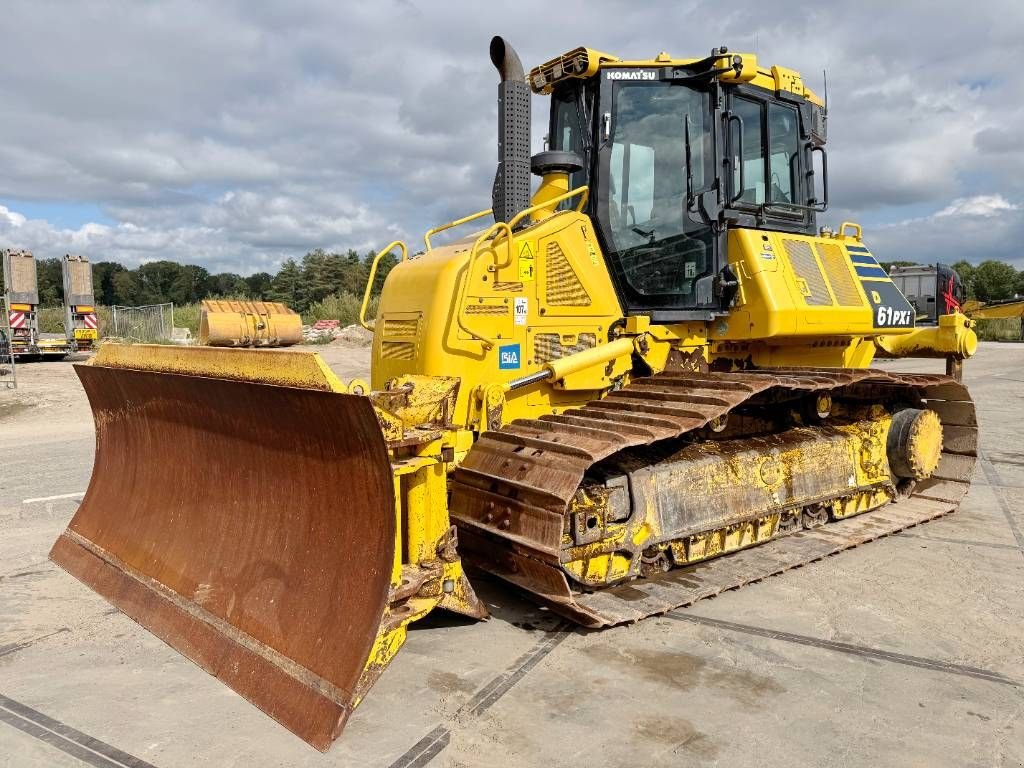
[665,613,1021,688]
[386,622,571,768]
[22,491,85,504]
[0,693,159,768]
[386,725,450,768]
[980,456,1024,560]
[0,628,70,659]
[897,532,1022,552]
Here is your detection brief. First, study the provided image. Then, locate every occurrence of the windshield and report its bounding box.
[601,80,715,308]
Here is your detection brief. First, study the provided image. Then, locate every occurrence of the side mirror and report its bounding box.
[809,145,828,212]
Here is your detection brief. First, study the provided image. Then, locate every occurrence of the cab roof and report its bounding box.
[529,46,822,106]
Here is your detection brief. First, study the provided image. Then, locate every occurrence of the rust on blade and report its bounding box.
[49,364,396,751]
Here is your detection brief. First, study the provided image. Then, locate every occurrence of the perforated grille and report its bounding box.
[533,332,597,363]
[545,242,590,306]
[493,281,524,292]
[816,242,864,307]
[381,342,415,360]
[381,318,419,338]
[380,315,419,362]
[465,303,508,315]
[783,239,831,306]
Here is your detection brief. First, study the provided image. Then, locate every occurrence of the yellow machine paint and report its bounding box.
[371,209,938,427]
[198,299,303,347]
[50,37,978,750]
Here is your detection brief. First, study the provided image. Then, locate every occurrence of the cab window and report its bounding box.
[768,102,800,203]
[730,96,802,207]
[550,85,590,193]
[731,97,765,204]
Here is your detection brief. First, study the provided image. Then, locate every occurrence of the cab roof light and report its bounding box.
[528,47,620,94]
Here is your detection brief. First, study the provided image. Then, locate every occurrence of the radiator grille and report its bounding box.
[465,303,508,315]
[816,242,864,307]
[381,341,416,360]
[533,332,597,364]
[783,239,831,306]
[545,242,590,306]
[381,318,419,338]
[380,315,420,362]
[493,281,524,292]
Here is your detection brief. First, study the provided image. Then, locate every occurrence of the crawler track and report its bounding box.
[450,368,976,627]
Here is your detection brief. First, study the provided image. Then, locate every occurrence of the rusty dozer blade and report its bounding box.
[50,345,397,751]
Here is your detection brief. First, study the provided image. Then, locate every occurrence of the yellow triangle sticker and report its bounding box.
[518,240,536,282]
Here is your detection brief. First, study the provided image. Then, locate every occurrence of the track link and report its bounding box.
[450,368,977,627]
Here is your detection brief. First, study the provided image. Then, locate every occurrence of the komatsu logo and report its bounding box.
[876,306,914,327]
[606,70,657,81]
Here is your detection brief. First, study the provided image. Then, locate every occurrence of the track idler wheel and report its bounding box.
[887,408,943,480]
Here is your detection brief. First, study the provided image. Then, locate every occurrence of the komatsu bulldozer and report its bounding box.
[51,38,979,750]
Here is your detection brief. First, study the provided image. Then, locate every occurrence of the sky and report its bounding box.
[0,0,1022,275]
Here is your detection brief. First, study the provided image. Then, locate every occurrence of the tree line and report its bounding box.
[0,248,398,313]
[4,250,1022,311]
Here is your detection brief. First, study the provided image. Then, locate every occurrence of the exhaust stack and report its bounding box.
[490,36,531,225]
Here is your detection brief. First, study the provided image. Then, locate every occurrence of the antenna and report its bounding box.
[823,68,829,114]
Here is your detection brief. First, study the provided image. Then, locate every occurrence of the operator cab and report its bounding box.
[534,48,828,321]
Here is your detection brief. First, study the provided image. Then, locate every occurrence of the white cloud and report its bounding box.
[869,194,1024,267]
[1,206,27,228]
[0,0,1022,274]
[934,195,1019,218]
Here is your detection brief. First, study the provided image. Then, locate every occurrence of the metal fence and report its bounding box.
[110,303,175,342]
[0,297,16,388]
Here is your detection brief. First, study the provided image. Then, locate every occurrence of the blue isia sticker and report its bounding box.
[498,343,521,370]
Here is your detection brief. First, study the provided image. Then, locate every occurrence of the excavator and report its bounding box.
[50,38,979,750]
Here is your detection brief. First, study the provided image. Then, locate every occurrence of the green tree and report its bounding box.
[972,260,1018,302]
[951,260,976,299]
[170,264,211,304]
[340,249,368,295]
[1014,269,1024,298]
[366,248,398,295]
[268,258,305,310]
[135,261,187,304]
[36,257,63,306]
[300,249,333,305]
[244,272,273,299]
[111,270,140,305]
[208,272,248,297]
[93,261,127,305]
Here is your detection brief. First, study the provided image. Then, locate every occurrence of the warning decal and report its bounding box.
[518,241,536,282]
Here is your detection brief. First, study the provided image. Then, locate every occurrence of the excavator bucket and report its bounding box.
[199,299,303,347]
[49,345,397,750]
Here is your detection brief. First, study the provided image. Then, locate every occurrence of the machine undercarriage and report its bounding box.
[451,368,975,626]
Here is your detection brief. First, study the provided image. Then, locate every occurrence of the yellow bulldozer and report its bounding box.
[50,38,979,750]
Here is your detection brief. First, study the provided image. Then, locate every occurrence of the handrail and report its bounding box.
[423,208,493,251]
[359,240,408,331]
[455,185,590,349]
[455,221,513,349]
[511,185,589,228]
[837,221,862,241]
